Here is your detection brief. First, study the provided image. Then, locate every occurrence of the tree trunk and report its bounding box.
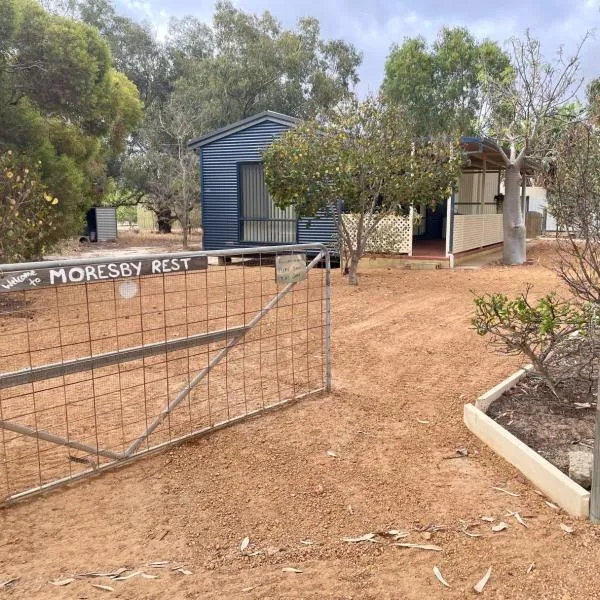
[182,205,189,249]
[503,163,527,265]
[347,252,360,285]
[157,214,172,234]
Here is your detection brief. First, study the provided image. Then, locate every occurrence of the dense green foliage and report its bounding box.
[382,27,511,135]
[263,96,462,284]
[0,0,142,254]
[472,288,594,398]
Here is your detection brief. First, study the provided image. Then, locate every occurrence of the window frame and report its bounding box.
[237,161,298,244]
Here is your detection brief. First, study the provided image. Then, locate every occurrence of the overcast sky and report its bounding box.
[116,0,600,96]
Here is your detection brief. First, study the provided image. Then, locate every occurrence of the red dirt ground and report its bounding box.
[1,240,600,599]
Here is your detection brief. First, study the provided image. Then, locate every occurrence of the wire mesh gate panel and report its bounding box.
[0,244,330,503]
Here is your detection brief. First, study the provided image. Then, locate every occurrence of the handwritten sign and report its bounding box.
[0,256,208,293]
[275,254,307,285]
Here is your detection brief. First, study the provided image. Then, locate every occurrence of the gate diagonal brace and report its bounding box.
[0,327,248,463]
[0,419,125,461]
[124,250,325,456]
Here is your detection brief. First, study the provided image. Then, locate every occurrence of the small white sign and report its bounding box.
[276,254,307,285]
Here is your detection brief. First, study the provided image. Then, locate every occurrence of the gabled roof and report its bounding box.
[187,111,300,150]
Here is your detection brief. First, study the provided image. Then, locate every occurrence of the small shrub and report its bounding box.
[472,286,596,398]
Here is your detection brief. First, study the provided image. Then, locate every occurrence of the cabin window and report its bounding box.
[239,162,297,243]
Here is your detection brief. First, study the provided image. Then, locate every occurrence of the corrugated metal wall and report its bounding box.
[95,207,117,241]
[200,119,337,250]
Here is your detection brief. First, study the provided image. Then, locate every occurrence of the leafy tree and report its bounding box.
[263,96,462,285]
[382,27,511,136]
[483,32,587,266]
[0,152,61,261]
[0,0,143,246]
[177,1,362,129]
[75,0,171,105]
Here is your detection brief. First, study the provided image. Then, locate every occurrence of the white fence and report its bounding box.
[342,212,413,255]
[452,214,503,253]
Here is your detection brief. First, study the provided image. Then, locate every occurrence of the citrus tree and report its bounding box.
[263,95,462,285]
[0,152,61,262]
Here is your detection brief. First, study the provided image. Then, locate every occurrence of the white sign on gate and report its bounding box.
[275,254,307,285]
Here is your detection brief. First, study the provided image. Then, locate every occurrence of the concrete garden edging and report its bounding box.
[464,365,591,518]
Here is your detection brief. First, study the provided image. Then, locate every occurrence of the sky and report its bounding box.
[116,0,600,96]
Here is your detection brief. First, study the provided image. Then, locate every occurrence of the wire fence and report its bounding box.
[0,244,330,504]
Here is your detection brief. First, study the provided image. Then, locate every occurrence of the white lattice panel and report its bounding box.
[342,213,412,254]
[453,214,503,253]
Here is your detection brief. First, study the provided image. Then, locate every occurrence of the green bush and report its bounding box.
[0,151,61,262]
[472,287,596,398]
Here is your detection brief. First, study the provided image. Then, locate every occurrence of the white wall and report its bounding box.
[452,214,503,253]
[499,184,557,231]
[456,172,501,214]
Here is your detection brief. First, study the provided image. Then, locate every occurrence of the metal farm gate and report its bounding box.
[0,244,330,503]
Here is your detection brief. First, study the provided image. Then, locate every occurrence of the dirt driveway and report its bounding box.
[1,240,600,599]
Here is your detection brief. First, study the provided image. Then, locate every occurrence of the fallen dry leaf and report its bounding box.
[300,539,314,546]
[240,537,250,552]
[91,584,114,592]
[78,569,127,578]
[480,516,495,523]
[560,524,574,534]
[433,566,451,588]
[140,573,159,579]
[326,450,337,458]
[241,586,255,592]
[493,487,520,497]
[114,571,141,581]
[282,567,303,573]
[49,578,75,587]
[491,522,508,533]
[462,529,482,538]
[575,402,592,409]
[148,562,169,568]
[545,501,559,510]
[527,563,535,574]
[416,419,430,424]
[341,533,376,543]
[394,543,442,551]
[512,512,529,528]
[474,567,492,593]
[266,547,281,556]
[0,578,17,589]
[177,568,193,576]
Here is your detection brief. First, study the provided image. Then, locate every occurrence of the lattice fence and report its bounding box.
[342,212,413,254]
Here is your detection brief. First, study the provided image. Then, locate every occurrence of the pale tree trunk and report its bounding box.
[347,252,360,286]
[503,163,527,264]
[182,201,189,249]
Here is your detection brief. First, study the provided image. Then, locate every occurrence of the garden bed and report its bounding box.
[464,339,596,517]
[487,371,595,479]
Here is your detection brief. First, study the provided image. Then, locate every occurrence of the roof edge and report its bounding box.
[187,111,300,150]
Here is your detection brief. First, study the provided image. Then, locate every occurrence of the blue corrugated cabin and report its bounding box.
[187,111,336,252]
